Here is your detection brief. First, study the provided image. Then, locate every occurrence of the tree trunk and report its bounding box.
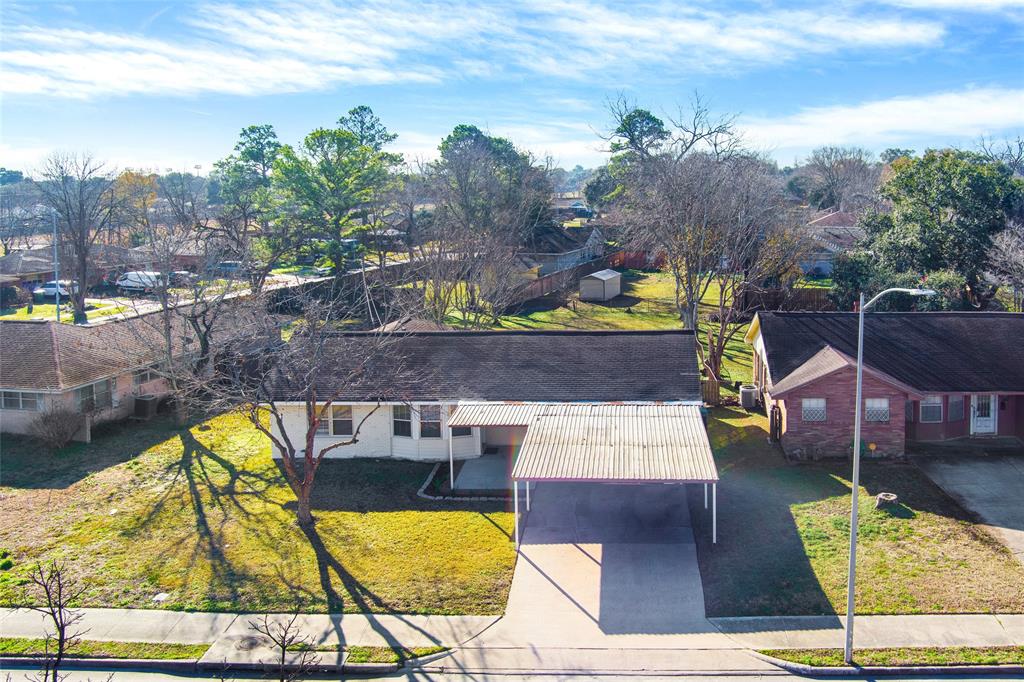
[296,492,314,527]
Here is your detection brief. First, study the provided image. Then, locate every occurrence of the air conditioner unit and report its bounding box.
[134,394,160,420]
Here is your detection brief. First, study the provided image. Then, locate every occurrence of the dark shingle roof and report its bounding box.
[757,312,1024,393]
[296,330,700,403]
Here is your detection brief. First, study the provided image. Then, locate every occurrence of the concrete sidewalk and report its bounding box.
[0,607,498,651]
[712,613,1024,649]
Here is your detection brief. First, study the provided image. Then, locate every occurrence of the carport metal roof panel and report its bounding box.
[510,404,718,483]
[448,402,542,427]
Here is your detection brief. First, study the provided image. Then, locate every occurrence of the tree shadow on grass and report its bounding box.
[1,416,183,489]
[119,428,279,608]
[692,407,847,618]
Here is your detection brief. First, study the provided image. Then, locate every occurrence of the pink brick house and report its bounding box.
[746,312,1024,459]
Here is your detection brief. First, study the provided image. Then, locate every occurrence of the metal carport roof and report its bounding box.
[509,404,718,483]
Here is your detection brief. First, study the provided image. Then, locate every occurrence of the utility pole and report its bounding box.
[52,208,61,323]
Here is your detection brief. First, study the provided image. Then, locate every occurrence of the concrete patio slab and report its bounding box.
[454,454,510,491]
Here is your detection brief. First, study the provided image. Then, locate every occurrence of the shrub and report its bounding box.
[0,285,29,309]
[27,407,84,450]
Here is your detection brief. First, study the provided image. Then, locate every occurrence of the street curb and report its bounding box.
[752,651,1024,677]
[0,656,400,675]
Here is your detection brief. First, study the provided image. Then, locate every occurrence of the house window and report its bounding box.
[920,395,943,423]
[948,395,964,422]
[133,365,160,386]
[1,390,41,411]
[420,405,441,438]
[393,405,412,437]
[449,406,471,438]
[315,415,329,435]
[331,405,353,436]
[76,380,113,412]
[864,398,890,423]
[801,398,826,422]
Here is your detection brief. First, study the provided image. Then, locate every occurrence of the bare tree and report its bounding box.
[248,614,320,682]
[34,153,118,323]
[203,291,407,526]
[0,180,42,255]
[989,222,1024,311]
[980,135,1024,176]
[703,156,811,380]
[24,561,87,682]
[803,146,880,212]
[416,129,551,327]
[607,97,751,330]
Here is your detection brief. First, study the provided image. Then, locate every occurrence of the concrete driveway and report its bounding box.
[420,483,777,675]
[918,454,1024,563]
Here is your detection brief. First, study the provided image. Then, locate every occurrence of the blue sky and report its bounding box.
[2,0,1023,174]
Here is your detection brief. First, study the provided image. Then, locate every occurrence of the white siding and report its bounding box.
[271,402,482,462]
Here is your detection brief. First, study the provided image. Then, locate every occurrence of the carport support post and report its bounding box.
[448,436,455,489]
[712,483,717,544]
[526,481,530,511]
[513,480,520,547]
[704,483,708,509]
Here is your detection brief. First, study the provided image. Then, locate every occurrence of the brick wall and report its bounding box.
[774,367,908,459]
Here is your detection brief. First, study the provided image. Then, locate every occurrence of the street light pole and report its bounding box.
[845,286,935,665]
[51,208,60,323]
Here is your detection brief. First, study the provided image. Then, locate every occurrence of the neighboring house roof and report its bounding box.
[582,269,620,282]
[807,226,865,253]
[768,344,921,398]
[0,315,184,391]
[807,210,859,228]
[0,245,151,277]
[373,316,451,332]
[282,329,700,403]
[524,225,601,255]
[750,312,1024,393]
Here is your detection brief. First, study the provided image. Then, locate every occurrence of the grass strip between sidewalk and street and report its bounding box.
[0,637,210,660]
[760,646,1024,667]
[287,643,447,663]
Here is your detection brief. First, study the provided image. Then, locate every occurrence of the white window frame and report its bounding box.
[76,379,113,412]
[920,395,943,423]
[1,390,42,411]
[393,404,412,438]
[133,365,160,387]
[419,404,442,439]
[331,405,353,437]
[801,398,827,422]
[864,398,890,423]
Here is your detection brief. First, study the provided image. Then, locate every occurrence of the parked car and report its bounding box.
[214,260,245,278]
[116,271,163,294]
[168,271,196,287]
[33,280,79,299]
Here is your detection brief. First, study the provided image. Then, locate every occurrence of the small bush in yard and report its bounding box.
[28,408,84,450]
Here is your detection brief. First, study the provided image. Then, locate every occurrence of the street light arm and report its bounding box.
[863,287,937,311]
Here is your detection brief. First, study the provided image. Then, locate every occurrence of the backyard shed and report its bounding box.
[580,269,621,301]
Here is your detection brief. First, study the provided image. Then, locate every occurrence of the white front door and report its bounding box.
[971,394,997,435]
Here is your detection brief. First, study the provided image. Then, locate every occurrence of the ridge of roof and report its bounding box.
[323,328,695,337]
[48,321,65,389]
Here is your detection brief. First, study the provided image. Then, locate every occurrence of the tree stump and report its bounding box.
[875,492,898,509]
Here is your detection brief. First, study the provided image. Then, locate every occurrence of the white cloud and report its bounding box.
[1,0,952,100]
[741,87,1024,156]
[879,0,1024,9]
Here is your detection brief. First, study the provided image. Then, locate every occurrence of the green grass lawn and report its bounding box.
[0,302,126,322]
[483,270,752,390]
[290,643,447,664]
[0,637,209,660]
[691,407,1024,616]
[761,646,1024,667]
[0,413,516,615]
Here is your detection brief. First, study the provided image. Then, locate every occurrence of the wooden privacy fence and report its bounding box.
[735,287,834,312]
[514,252,624,304]
[702,378,721,406]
